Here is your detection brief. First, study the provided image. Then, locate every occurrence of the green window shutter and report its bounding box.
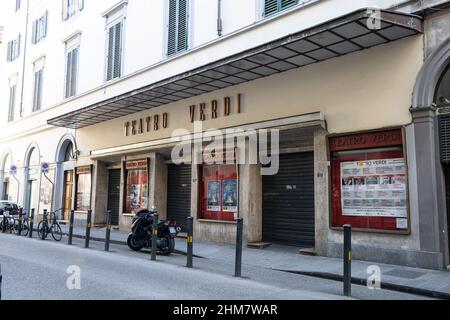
[106,22,122,81]
[43,10,48,38]
[264,0,279,17]
[8,85,16,122]
[7,41,12,62]
[167,0,188,56]
[264,0,298,17]
[113,22,122,79]
[70,47,79,97]
[65,50,73,98]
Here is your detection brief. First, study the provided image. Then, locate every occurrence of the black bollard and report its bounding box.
[186,217,194,268]
[343,224,352,297]
[105,210,112,252]
[151,213,159,261]
[2,211,6,233]
[235,218,244,278]
[29,209,35,238]
[41,210,48,240]
[68,210,75,245]
[17,208,23,236]
[85,210,92,248]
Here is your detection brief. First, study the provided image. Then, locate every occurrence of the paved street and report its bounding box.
[0,233,431,300]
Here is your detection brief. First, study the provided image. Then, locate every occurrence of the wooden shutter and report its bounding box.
[113,22,122,79]
[177,0,188,53]
[8,85,16,122]
[65,50,73,98]
[167,0,177,56]
[264,0,298,17]
[106,25,115,80]
[33,69,43,112]
[62,0,68,20]
[167,0,188,56]
[77,0,84,12]
[71,47,78,96]
[7,41,12,62]
[43,11,48,38]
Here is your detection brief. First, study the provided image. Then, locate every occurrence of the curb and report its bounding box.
[276,269,450,300]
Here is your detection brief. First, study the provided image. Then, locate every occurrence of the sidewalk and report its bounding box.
[60,225,450,299]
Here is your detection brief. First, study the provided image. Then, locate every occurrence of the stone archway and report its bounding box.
[0,150,13,201]
[53,134,77,219]
[23,143,41,212]
[410,39,450,269]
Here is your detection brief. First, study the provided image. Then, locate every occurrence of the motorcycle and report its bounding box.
[127,208,181,255]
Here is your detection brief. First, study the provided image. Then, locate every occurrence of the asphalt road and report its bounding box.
[0,233,432,300]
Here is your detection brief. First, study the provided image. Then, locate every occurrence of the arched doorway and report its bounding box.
[411,39,450,268]
[54,134,77,221]
[24,144,41,213]
[1,152,12,201]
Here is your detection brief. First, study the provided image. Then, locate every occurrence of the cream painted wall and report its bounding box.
[75,35,424,155]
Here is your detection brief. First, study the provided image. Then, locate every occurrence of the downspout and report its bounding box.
[217,0,223,37]
[19,0,30,118]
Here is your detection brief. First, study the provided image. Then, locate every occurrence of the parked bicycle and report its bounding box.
[37,209,63,241]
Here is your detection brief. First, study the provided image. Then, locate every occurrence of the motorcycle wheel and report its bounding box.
[127,233,144,251]
[159,235,175,256]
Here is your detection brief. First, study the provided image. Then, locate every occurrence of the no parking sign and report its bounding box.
[41,162,50,174]
[9,165,17,175]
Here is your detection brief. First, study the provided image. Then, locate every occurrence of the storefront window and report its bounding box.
[330,129,409,232]
[200,164,238,221]
[75,166,92,212]
[124,160,148,213]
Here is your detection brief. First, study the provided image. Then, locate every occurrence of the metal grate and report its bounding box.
[48,9,423,129]
[440,115,450,163]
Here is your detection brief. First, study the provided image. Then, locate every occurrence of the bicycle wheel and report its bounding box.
[37,221,48,240]
[22,220,30,237]
[51,223,63,242]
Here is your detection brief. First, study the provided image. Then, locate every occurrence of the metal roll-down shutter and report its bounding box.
[262,152,315,247]
[167,164,192,230]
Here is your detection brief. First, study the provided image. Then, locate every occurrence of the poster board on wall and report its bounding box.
[329,129,410,233]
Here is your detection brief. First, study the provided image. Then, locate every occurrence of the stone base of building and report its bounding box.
[327,242,445,270]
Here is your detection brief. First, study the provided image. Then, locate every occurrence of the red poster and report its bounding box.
[330,129,409,232]
[200,165,237,221]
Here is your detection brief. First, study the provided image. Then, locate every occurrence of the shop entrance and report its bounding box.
[63,170,74,220]
[107,169,121,226]
[167,164,191,231]
[262,152,315,247]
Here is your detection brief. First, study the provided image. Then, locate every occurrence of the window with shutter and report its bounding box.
[167,0,189,57]
[263,0,298,17]
[33,68,44,112]
[106,21,123,81]
[15,0,21,12]
[6,35,21,62]
[31,11,48,44]
[63,0,84,21]
[65,46,79,98]
[8,85,16,122]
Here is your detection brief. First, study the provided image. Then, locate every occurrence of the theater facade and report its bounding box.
[2,4,450,270]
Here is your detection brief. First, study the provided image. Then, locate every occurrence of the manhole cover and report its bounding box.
[384,269,425,279]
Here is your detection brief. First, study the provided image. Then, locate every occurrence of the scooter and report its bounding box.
[126,208,181,255]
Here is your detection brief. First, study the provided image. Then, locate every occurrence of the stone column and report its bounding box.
[92,160,108,225]
[314,128,330,256]
[151,153,168,220]
[411,107,445,268]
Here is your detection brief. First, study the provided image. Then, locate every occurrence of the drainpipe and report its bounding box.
[19,0,30,118]
[217,0,223,37]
